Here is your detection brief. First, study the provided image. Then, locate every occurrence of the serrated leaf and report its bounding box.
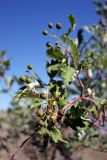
[37,127,48,135]
[47,47,65,60]
[31,99,42,109]
[61,65,76,83]
[47,63,61,73]
[50,127,68,144]
[57,94,66,108]
[37,127,67,144]
[12,92,22,104]
[94,96,107,108]
[68,14,76,31]
[67,38,79,64]
[12,87,36,104]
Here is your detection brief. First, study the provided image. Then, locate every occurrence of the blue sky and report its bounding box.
[0,0,99,109]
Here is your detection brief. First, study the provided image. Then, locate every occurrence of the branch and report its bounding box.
[77,76,84,96]
[62,96,96,111]
[79,36,94,53]
[10,133,35,160]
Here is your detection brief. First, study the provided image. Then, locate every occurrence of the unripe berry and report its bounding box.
[48,23,53,29]
[36,108,44,117]
[40,93,47,99]
[46,42,52,48]
[38,119,45,126]
[63,34,68,40]
[55,42,59,46]
[42,30,48,35]
[26,77,32,84]
[51,111,58,121]
[57,110,64,123]
[27,64,33,70]
[58,109,64,117]
[56,23,62,29]
[19,76,26,82]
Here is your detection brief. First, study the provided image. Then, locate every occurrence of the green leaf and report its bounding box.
[37,127,48,135]
[47,63,61,73]
[37,127,67,144]
[50,127,68,144]
[57,94,66,109]
[61,65,76,83]
[12,87,36,104]
[21,88,35,98]
[83,26,91,33]
[93,1,102,7]
[94,96,107,108]
[31,99,42,109]
[77,29,83,47]
[47,47,65,60]
[46,60,61,78]
[0,50,6,57]
[67,38,79,64]
[68,14,76,31]
[61,15,76,38]
[12,92,22,104]
[3,60,10,69]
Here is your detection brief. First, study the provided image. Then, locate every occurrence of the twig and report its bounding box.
[51,146,56,160]
[80,36,93,53]
[77,76,84,96]
[98,105,105,126]
[62,96,96,111]
[10,133,35,160]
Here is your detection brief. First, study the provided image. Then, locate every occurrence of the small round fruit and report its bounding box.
[26,77,32,84]
[42,30,48,35]
[19,76,26,82]
[48,23,53,29]
[38,119,45,126]
[56,23,62,29]
[46,42,52,48]
[58,109,64,116]
[40,93,47,99]
[46,104,53,115]
[55,42,59,46]
[63,34,68,40]
[46,108,53,115]
[51,111,58,121]
[27,64,33,70]
[36,108,44,117]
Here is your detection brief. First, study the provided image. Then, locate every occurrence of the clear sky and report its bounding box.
[0,0,99,109]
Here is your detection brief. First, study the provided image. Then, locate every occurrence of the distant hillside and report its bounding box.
[0,107,107,160]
